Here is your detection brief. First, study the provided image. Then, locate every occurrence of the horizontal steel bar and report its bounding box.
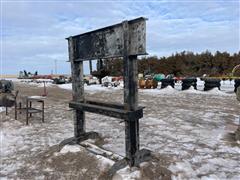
[69,101,144,120]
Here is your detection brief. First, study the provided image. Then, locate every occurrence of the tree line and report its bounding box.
[103,51,240,77]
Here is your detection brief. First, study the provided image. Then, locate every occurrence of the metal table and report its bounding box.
[15,96,45,125]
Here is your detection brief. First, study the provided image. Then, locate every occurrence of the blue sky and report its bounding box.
[1,0,239,75]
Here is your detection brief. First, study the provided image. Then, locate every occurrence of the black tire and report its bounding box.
[182,85,190,90]
[204,79,221,91]
[204,79,221,83]
[182,84,197,90]
[204,81,221,85]
[205,84,221,88]
[161,79,174,89]
[182,78,197,90]
[182,78,197,83]
[204,85,221,91]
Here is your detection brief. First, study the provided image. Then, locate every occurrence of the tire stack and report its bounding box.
[161,79,175,89]
[204,79,221,91]
[234,79,240,93]
[182,78,197,90]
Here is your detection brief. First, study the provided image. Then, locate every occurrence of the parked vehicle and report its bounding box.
[53,75,67,84]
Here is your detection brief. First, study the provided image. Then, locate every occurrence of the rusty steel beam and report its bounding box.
[68,37,86,137]
[84,100,144,110]
[67,17,147,61]
[69,101,144,120]
[122,20,140,166]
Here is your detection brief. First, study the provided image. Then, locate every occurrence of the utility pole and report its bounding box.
[54,59,57,75]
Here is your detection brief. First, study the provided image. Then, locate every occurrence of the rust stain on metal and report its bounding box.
[67,17,147,61]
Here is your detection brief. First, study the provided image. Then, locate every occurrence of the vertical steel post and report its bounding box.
[26,99,29,125]
[68,37,86,138]
[123,21,139,166]
[42,100,44,123]
[89,60,93,75]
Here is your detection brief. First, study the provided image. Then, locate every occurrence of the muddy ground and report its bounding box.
[1,82,240,179]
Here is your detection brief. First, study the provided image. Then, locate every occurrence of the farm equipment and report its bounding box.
[101,76,122,87]
[91,69,110,84]
[18,70,35,79]
[18,70,53,79]
[83,75,98,86]
[91,59,110,84]
[0,80,17,115]
[32,75,53,79]
[0,80,14,93]
[53,75,71,84]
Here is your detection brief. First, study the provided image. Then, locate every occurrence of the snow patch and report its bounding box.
[58,83,72,90]
[58,84,120,93]
[28,96,46,99]
[140,85,178,95]
[206,88,231,96]
[60,145,83,154]
[113,166,141,180]
[96,155,115,171]
[182,86,203,94]
[0,107,5,113]
[169,160,196,178]
[36,82,54,87]
[200,174,221,180]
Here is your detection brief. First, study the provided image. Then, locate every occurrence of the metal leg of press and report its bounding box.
[5,106,8,115]
[15,102,17,120]
[19,102,22,114]
[29,101,32,117]
[26,99,29,125]
[42,101,44,123]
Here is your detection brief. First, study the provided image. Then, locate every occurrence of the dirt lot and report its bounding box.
[1,82,240,179]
